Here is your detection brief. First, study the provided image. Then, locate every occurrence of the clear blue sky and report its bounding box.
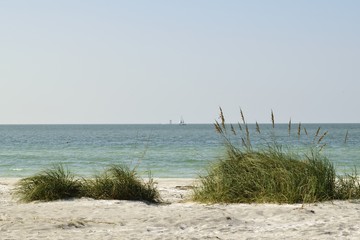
[1,1,359,124]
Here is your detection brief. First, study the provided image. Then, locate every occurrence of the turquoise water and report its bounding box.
[0,124,359,178]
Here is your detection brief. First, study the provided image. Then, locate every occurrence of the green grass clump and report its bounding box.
[193,108,360,204]
[15,164,161,203]
[193,148,336,203]
[82,165,161,203]
[335,170,360,200]
[15,164,82,202]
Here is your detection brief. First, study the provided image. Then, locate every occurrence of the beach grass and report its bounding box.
[335,170,360,200]
[193,108,360,204]
[15,164,82,202]
[82,164,161,203]
[193,147,337,203]
[15,164,161,203]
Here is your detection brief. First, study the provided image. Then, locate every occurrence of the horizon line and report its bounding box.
[0,122,359,125]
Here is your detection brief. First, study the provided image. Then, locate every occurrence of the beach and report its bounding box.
[1,178,360,239]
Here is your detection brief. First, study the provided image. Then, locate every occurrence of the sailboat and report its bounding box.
[179,116,186,126]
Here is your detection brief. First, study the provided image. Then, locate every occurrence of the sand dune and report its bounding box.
[1,178,360,239]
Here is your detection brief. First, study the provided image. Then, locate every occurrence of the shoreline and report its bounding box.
[1,178,360,239]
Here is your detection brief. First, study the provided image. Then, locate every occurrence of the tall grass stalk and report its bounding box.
[344,130,349,144]
[288,119,291,136]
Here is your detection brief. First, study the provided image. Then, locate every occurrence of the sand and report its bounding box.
[1,178,360,240]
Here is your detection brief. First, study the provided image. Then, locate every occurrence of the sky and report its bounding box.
[0,1,359,124]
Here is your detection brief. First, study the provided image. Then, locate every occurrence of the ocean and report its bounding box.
[0,124,359,178]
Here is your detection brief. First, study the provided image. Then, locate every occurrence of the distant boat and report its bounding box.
[179,117,186,126]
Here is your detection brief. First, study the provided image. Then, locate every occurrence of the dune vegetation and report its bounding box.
[15,164,82,202]
[81,164,161,203]
[15,164,161,203]
[193,108,360,204]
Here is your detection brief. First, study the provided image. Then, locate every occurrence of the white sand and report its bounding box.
[1,178,360,239]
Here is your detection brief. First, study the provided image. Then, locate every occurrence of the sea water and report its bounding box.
[0,124,359,178]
